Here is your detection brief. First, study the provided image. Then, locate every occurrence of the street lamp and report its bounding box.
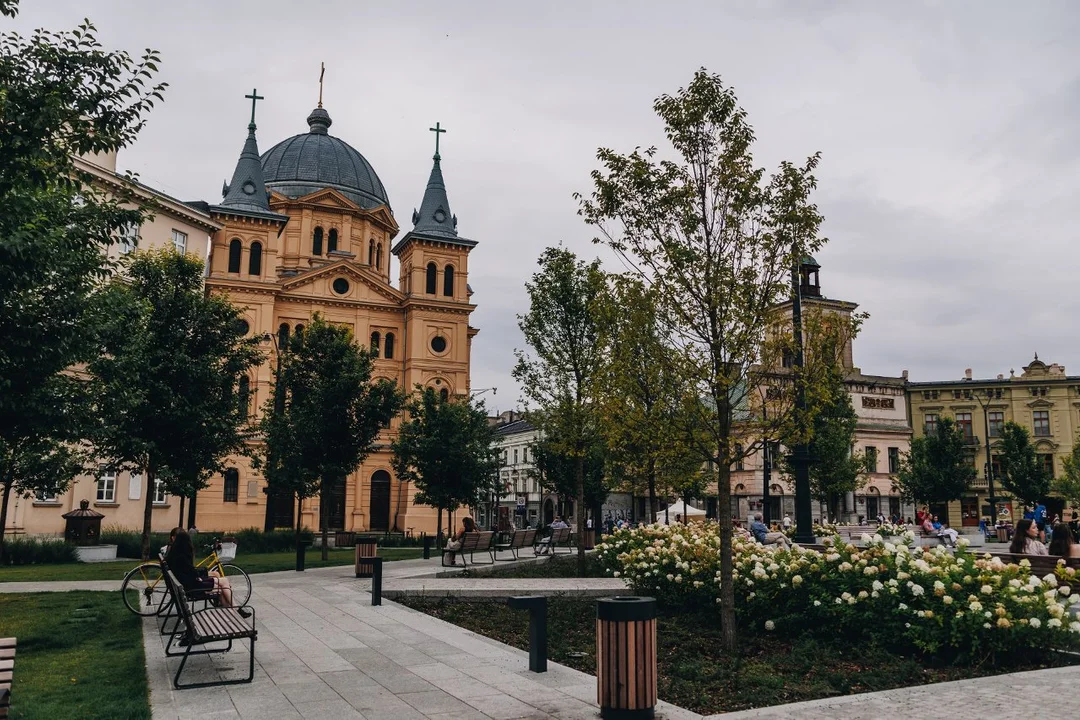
[790,253,814,545]
[471,387,497,399]
[966,387,999,528]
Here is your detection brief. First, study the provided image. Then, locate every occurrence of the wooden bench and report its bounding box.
[162,568,257,689]
[495,528,537,561]
[535,526,572,555]
[0,638,14,720]
[918,529,951,546]
[441,531,496,567]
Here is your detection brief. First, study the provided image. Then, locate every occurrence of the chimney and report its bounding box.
[997,374,1004,380]
[902,370,909,380]
[964,368,973,381]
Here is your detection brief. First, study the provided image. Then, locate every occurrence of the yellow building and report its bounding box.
[190,99,478,535]
[907,356,1080,527]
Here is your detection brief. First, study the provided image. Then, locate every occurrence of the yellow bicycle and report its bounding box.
[120,538,251,616]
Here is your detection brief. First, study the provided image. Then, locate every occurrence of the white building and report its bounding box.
[480,412,543,530]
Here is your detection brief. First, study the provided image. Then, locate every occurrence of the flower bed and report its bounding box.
[596,521,1080,660]
[875,522,911,539]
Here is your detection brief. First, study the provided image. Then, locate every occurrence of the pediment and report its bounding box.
[280,260,403,304]
[293,187,361,210]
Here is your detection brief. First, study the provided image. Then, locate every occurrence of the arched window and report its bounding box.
[370,332,381,357]
[443,265,454,297]
[277,323,290,350]
[439,388,449,402]
[237,375,250,416]
[384,333,395,359]
[294,324,305,340]
[313,227,323,255]
[376,244,383,270]
[248,241,262,276]
[368,239,374,266]
[426,263,437,294]
[228,238,242,273]
[328,228,338,254]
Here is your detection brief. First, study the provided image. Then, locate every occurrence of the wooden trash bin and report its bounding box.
[354,538,378,578]
[596,596,657,719]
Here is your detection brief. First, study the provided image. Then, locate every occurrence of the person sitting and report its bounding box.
[537,516,569,555]
[444,516,476,566]
[920,515,956,547]
[1009,518,1048,556]
[1048,522,1080,558]
[164,527,250,619]
[750,513,791,549]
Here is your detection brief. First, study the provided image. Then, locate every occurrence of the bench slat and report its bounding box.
[0,640,13,650]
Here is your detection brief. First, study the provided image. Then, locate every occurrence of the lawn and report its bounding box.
[0,591,149,720]
[461,553,606,579]
[399,596,1080,715]
[0,546,424,582]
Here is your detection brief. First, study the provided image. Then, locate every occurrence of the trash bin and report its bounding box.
[355,537,378,578]
[596,596,657,719]
[996,527,1009,542]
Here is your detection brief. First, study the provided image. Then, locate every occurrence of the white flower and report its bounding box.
[910,584,925,597]
[813,600,822,607]
[792,575,803,586]
[1048,618,1062,628]
[764,620,775,631]
[943,596,953,605]
[613,571,620,578]
[1030,618,1042,629]
[980,585,993,595]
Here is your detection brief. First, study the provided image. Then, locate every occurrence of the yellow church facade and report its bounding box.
[191,101,478,535]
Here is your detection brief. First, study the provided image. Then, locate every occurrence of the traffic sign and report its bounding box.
[517,496,526,508]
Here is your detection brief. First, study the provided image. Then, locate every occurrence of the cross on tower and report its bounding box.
[318,62,325,108]
[245,88,264,126]
[429,122,447,157]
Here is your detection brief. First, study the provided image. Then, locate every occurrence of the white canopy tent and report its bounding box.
[659,501,708,525]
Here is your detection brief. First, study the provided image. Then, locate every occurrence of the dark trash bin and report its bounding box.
[355,538,378,578]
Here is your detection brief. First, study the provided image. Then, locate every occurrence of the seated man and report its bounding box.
[921,515,957,547]
[537,516,569,555]
[749,513,791,549]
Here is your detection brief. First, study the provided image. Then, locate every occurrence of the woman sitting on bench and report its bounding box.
[1048,522,1080,558]
[444,516,476,566]
[165,527,251,617]
[1009,518,1048,556]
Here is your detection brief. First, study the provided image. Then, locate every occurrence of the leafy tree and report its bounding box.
[391,388,500,540]
[894,417,975,507]
[997,421,1051,510]
[529,427,609,519]
[89,250,262,560]
[1053,437,1080,511]
[0,1,164,558]
[514,247,607,576]
[260,315,402,561]
[579,69,845,649]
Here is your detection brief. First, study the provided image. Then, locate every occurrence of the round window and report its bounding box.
[242,181,256,195]
[332,278,350,295]
[234,319,250,336]
[430,336,447,354]
[434,209,447,223]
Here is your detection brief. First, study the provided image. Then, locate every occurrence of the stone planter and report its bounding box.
[75,544,117,562]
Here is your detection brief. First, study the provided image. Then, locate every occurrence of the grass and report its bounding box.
[0,591,149,720]
[0,547,424,583]
[399,596,1080,715]
[461,552,607,578]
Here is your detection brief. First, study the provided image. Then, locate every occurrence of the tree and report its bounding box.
[1053,437,1080,511]
[259,315,402,561]
[391,388,500,539]
[514,247,607,576]
[894,417,975,507]
[579,70,846,650]
[997,421,1051,510]
[89,250,262,560]
[0,1,164,558]
[530,425,609,523]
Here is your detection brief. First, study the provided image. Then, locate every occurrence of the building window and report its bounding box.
[866,446,878,472]
[368,239,374,266]
[118,222,138,254]
[1034,410,1050,437]
[384,333,394,359]
[313,227,323,255]
[97,470,116,503]
[522,447,528,463]
[888,447,900,474]
[237,375,250,416]
[443,265,454,296]
[426,263,438,294]
[1040,454,1055,477]
[172,229,187,254]
[278,323,290,349]
[228,238,242,273]
[988,411,1004,438]
[733,444,744,472]
[955,412,973,439]
[370,332,381,357]
[924,413,938,436]
[248,241,262,276]
[513,449,519,465]
[503,450,508,464]
[327,229,338,254]
[781,349,794,369]
[439,388,449,402]
[223,469,239,503]
[36,488,58,502]
[991,455,1004,479]
[153,479,168,505]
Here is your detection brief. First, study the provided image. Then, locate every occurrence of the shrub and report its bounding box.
[100,526,171,559]
[1,536,78,565]
[596,521,1080,662]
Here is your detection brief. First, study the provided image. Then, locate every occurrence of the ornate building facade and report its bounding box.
[191,99,479,534]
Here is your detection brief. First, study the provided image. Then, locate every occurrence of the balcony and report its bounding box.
[961,435,980,447]
[969,476,989,491]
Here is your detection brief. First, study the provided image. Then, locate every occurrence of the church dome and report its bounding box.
[260,107,390,210]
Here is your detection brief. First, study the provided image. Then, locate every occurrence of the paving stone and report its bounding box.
[397,689,479,715]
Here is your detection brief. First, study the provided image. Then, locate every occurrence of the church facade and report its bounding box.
[191,99,478,535]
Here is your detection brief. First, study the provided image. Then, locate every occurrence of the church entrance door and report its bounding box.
[370,471,391,531]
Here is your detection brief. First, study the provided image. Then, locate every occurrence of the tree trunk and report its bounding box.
[437,507,443,548]
[0,480,13,565]
[142,464,156,561]
[575,453,586,577]
[320,480,329,561]
[186,491,198,530]
[295,495,304,571]
[647,457,657,524]
[178,496,186,529]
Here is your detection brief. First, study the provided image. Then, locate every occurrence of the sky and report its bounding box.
[8,1,1080,412]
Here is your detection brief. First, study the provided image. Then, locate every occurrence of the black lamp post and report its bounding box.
[791,255,814,545]
[968,388,999,528]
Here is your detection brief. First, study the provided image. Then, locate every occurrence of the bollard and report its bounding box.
[422,534,433,560]
[596,596,656,720]
[370,557,384,606]
[295,540,310,572]
[355,538,378,578]
[507,595,547,672]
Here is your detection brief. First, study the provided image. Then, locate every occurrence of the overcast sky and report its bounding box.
[9,1,1080,412]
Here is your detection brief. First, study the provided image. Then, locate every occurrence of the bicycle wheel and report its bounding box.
[121,563,169,616]
[219,564,252,608]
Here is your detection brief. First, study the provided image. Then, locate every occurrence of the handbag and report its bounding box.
[446,539,462,551]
